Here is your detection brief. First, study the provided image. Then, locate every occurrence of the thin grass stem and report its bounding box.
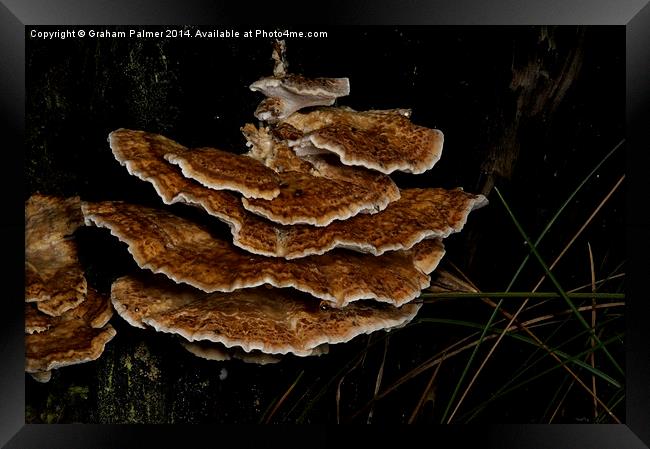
[588,242,598,420]
[441,141,623,422]
[495,185,624,377]
[263,370,304,423]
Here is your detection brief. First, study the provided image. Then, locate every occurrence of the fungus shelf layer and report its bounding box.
[25,195,116,382]
[82,200,446,308]
[112,274,421,357]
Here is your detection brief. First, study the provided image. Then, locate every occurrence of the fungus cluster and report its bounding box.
[25,195,116,382]
[25,41,487,372]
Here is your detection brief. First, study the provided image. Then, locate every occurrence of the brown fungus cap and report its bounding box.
[107,127,481,259]
[110,274,200,329]
[163,147,281,200]
[249,41,349,123]
[25,288,115,374]
[241,124,400,226]
[26,286,113,334]
[111,275,421,356]
[240,186,484,259]
[25,194,87,316]
[291,187,487,259]
[25,321,116,373]
[110,275,328,363]
[251,74,350,123]
[111,129,281,200]
[106,127,291,256]
[279,107,444,174]
[84,201,445,307]
[107,127,248,218]
[111,128,398,227]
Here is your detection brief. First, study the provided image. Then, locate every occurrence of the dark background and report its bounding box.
[24,26,625,424]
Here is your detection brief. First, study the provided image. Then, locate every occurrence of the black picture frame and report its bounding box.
[2,1,649,447]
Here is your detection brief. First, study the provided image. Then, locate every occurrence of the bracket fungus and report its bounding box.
[26,287,113,334]
[107,128,483,258]
[27,40,488,377]
[163,147,281,200]
[109,274,321,364]
[111,129,282,200]
[253,186,486,259]
[240,123,400,226]
[277,107,445,174]
[250,40,350,123]
[26,320,116,378]
[111,275,421,357]
[25,194,116,382]
[25,287,116,381]
[111,127,400,227]
[83,200,445,307]
[25,194,87,316]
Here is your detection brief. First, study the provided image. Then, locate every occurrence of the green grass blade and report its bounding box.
[418,317,621,388]
[484,314,620,402]
[461,313,623,422]
[491,263,626,396]
[494,187,624,377]
[439,299,504,423]
[436,141,623,423]
[492,333,622,398]
[504,139,624,292]
[460,333,623,423]
[596,389,625,423]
